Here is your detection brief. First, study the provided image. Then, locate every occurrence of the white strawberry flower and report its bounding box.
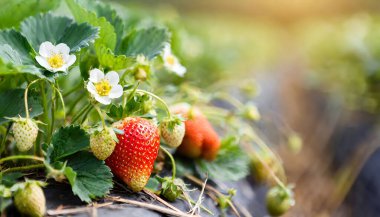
[35,41,76,72]
[162,44,186,77]
[86,69,123,105]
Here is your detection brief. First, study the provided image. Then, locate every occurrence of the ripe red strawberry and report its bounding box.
[171,104,220,161]
[105,117,160,192]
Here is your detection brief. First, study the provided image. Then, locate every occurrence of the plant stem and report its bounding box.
[63,81,82,97]
[0,123,11,156]
[67,92,85,116]
[71,103,92,123]
[0,155,44,164]
[49,86,56,143]
[160,146,176,180]
[24,79,43,119]
[136,89,171,118]
[179,195,214,215]
[80,106,94,124]
[94,104,106,128]
[214,92,244,109]
[250,149,288,192]
[40,81,50,141]
[53,83,66,122]
[106,196,196,217]
[2,164,45,174]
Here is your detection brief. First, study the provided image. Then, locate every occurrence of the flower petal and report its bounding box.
[89,68,104,83]
[173,64,187,77]
[56,43,70,55]
[163,43,171,56]
[109,85,123,98]
[35,56,52,71]
[95,95,111,105]
[65,54,76,67]
[39,41,55,58]
[52,66,67,72]
[87,82,97,95]
[105,71,119,85]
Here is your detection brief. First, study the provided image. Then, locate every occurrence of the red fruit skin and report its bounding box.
[173,106,221,161]
[105,117,160,192]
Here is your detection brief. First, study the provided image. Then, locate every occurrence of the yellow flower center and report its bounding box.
[166,55,175,66]
[95,79,112,96]
[48,54,64,69]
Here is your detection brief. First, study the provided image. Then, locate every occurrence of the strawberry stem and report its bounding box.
[94,104,106,128]
[52,83,66,123]
[49,85,56,142]
[24,79,44,119]
[0,155,44,164]
[160,146,176,180]
[40,81,50,143]
[1,163,45,174]
[71,102,92,123]
[136,89,171,118]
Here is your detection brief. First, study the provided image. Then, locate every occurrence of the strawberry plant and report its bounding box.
[0,0,296,216]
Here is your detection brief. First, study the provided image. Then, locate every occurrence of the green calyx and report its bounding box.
[217,188,236,210]
[160,115,185,132]
[157,176,184,202]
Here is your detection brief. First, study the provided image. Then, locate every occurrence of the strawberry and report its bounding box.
[105,117,160,192]
[12,117,39,152]
[90,127,117,160]
[266,185,295,216]
[250,150,286,185]
[171,103,220,161]
[159,115,185,148]
[14,181,46,217]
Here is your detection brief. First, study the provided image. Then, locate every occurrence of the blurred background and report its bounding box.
[103,0,380,216]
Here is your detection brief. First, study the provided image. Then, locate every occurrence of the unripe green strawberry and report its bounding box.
[14,181,46,217]
[251,150,285,185]
[266,185,295,216]
[12,117,39,152]
[106,117,160,192]
[90,127,117,160]
[159,116,185,148]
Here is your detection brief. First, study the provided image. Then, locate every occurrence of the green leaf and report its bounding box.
[0,197,12,213]
[91,2,124,50]
[0,29,35,65]
[95,44,134,70]
[59,22,99,52]
[196,136,249,181]
[0,89,43,124]
[79,50,99,80]
[145,177,161,192]
[0,172,23,187]
[124,93,151,116]
[50,125,90,162]
[0,44,44,77]
[121,27,170,60]
[0,0,60,29]
[107,104,123,120]
[65,0,116,51]
[64,152,113,203]
[0,44,22,65]
[20,13,99,52]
